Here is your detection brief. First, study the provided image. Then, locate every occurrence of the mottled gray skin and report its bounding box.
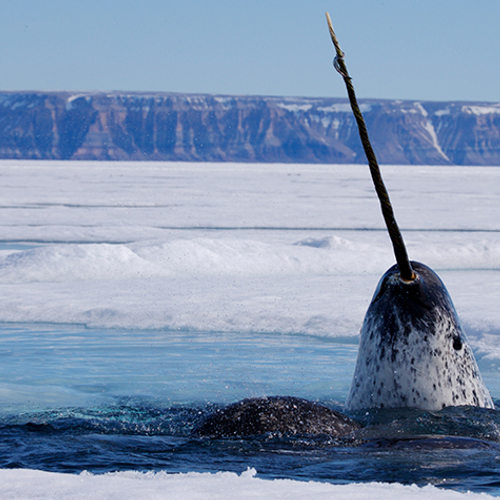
[346,261,494,411]
[195,396,361,437]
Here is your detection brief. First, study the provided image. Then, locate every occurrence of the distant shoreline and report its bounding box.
[0,91,499,165]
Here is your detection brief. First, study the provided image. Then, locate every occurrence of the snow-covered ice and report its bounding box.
[0,468,494,500]
[0,161,500,340]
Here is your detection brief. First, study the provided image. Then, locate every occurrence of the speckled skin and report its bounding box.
[346,262,494,411]
[195,396,361,437]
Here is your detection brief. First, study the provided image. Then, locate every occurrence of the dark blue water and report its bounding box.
[1,324,500,495]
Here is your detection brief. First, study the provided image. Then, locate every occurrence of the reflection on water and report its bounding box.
[0,324,357,412]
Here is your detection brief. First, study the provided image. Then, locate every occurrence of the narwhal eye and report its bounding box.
[453,337,463,351]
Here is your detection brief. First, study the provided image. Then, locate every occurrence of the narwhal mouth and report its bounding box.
[370,266,419,305]
[370,265,423,309]
[370,261,455,314]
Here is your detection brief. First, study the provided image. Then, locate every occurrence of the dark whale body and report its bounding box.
[195,396,361,438]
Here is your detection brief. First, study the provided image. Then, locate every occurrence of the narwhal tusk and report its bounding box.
[325,12,415,282]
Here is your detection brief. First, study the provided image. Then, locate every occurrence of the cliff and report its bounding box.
[0,91,499,165]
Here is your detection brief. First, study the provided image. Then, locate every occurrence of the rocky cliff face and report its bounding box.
[0,91,499,165]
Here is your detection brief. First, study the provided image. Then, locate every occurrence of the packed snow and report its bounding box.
[0,468,493,500]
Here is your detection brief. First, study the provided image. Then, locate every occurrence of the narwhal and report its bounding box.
[195,14,493,438]
[324,12,493,412]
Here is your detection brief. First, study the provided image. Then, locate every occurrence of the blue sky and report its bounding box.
[1,0,499,102]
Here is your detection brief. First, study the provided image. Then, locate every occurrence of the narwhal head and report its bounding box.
[346,261,493,411]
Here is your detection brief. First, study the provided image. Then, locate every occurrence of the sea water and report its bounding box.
[1,161,500,498]
[1,325,500,494]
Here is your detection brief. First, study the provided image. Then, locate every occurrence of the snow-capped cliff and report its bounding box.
[0,91,499,164]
